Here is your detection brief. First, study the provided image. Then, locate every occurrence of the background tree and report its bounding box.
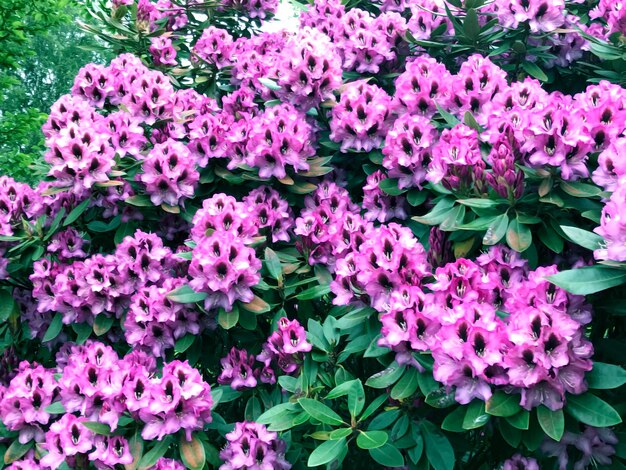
[0,0,111,183]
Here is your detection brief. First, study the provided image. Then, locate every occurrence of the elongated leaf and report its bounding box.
[506,218,532,252]
[560,226,604,251]
[218,307,239,330]
[359,394,388,423]
[43,312,63,343]
[357,430,388,450]
[457,198,499,209]
[586,362,626,389]
[264,247,283,284]
[64,197,91,226]
[391,368,419,400]
[537,406,564,441]
[4,440,32,464]
[256,403,298,424]
[366,363,406,389]
[138,436,172,468]
[174,334,195,355]
[83,422,112,435]
[522,61,548,81]
[0,290,15,322]
[483,214,508,245]
[419,421,455,470]
[166,285,207,304]
[307,438,347,467]
[565,393,622,427]
[548,266,626,295]
[298,398,345,426]
[486,391,521,417]
[295,284,330,300]
[180,434,206,470]
[329,428,353,440]
[379,178,406,196]
[462,400,489,430]
[348,380,365,418]
[463,8,480,41]
[369,443,405,467]
[44,402,66,414]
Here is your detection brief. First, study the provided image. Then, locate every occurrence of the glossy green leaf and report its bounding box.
[420,421,455,470]
[63,197,91,226]
[298,398,345,426]
[390,368,419,400]
[379,178,406,196]
[166,284,208,304]
[548,266,626,295]
[366,363,405,389]
[357,430,389,450]
[369,443,405,467]
[560,226,604,251]
[307,438,347,467]
[483,214,508,245]
[506,218,532,252]
[462,400,489,430]
[537,406,564,441]
[486,391,521,417]
[586,362,626,389]
[565,393,622,427]
[42,312,63,342]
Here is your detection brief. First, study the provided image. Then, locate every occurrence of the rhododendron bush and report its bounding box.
[2,0,626,468]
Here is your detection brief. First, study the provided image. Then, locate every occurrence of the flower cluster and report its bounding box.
[30,230,178,336]
[329,81,394,152]
[374,246,593,409]
[0,342,212,468]
[219,422,291,470]
[257,317,312,378]
[189,230,261,312]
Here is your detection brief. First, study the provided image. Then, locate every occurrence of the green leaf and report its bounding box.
[425,388,457,409]
[462,400,489,430]
[366,363,406,389]
[587,362,626,389]
[258,77,281,91]
[93,314,114,336]
[369,443,405,467]
[307,438,347,467]
[547,266,626,295]
[441,406,467,433]
[560,181,602,198]
[506,218,532,252]
[180,434,206,470]
[379,178,406,196]
[537,406,564,441]
[359,394,388,423]
[560,226,603,251]
[407,190,428,207]
[483,214,508,245]
[298,398,345,426]
[82,422,111,435]
[256,403,299,424]
[391,368,419,400]
[218,307,239,330]
[457,198,499,209]
[419,421,455,470]
[174,334,195,354]
[348,380,365,418]
[357,430,389,450]
[295,284,330,300]
[435,102,460,127]
[125,195,153,207]
[463,111,482,132]
[521,61,548,81]
[63,197,91,226]
[463,8,480,41]
[4,440,31,464]
[264,247,283,284]
[43,312,63,342]
[0,290,15,322]
[166,284,208,303]
[44,402,65,414]
[506,410,530,430]
[72,322,92,344]
[138,436,172,468]
[329,428,353,440]
[485,391,521,417]
[565,393,622,427]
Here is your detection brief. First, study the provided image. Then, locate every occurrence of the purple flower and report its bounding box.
[330,80,394,152]
[218,347,260,390]
[219,422,291,470]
